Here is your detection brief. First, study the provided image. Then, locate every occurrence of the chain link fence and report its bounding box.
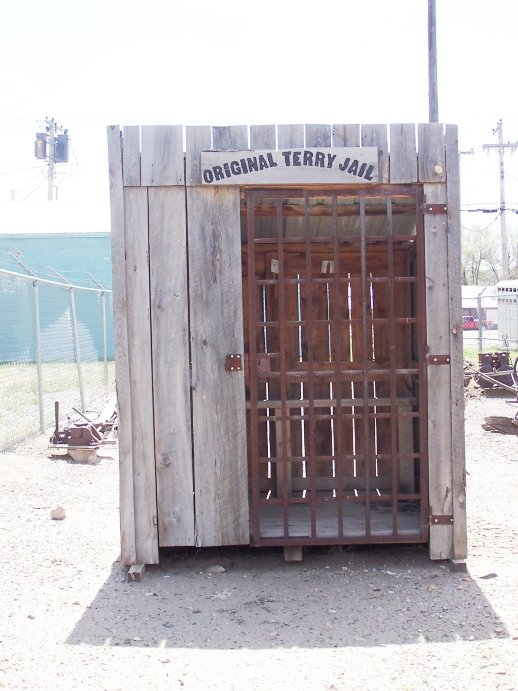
[0,268,114,451]
[462,287,518,398]
[462,287,518,354]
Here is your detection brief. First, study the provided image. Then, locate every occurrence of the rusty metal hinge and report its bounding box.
[430,514,453,526]
[426,354,451,365]
[225,354,243,372]
[423,203,447,215]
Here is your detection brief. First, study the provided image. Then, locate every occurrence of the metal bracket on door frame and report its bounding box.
[225,354,243,372]
[423,203,448,215]
[426,354,450,365]
[430,514,453,525]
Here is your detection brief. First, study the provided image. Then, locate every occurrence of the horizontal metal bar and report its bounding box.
[253,535,428,547]
[252,235,417,245]
[0,268,112,295]
[258,493,422,503]
[253,317,418,327]
[250,397,417,409]
[243,183,422,198]
[256,368,419,379]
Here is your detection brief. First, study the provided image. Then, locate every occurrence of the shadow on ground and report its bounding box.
[67,544,507,649]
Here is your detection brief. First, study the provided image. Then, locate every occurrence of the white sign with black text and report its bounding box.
[201,147,379,185]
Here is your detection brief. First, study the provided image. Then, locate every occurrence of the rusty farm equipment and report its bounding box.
[464,352,518,431]
[49,398,118,463]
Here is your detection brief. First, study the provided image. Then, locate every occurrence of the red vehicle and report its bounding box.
[462,315,479,330]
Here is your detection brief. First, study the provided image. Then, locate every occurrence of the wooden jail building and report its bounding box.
[107,122,466,567]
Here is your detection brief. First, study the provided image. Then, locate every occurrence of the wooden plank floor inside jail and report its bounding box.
[258,498,423,541]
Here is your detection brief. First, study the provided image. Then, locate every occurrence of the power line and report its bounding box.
[465,207,518,214]
[14,169,47,196]
[0,166,42,176]
[461,215,501,233]
[18,174,47,202]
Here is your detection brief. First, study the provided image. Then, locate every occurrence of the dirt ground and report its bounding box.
[0,387,517,690]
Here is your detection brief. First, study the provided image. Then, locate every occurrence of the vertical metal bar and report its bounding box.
[416,188,429,538]
[359,195,371,535]
[386,196,399,535]
[101,291,108,389]
[304,192,317,539]
[85,273,108,388]
[33,280,45,433]
[69,287,85,412]
[331,193,345,538]
[247,193,261,544]
[477,294,483,353]
[276,198,289,540]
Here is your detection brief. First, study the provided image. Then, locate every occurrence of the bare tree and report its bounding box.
[461,225,501,285]
[507,225,518,279]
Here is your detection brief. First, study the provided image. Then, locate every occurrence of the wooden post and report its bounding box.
[419,123,453,560]
[445,124,467,561]
[108,124,164,565]
[107,125,136,566]
[101,291,108,389]
[123,185,159,564]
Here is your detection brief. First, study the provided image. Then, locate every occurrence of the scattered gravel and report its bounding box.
[0,387,517,690]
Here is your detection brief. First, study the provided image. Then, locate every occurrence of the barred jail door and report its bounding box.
[243,187,429,546]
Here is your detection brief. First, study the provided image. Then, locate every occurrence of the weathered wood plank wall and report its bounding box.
[141,125,184,187]
[188,185,249,546]
[149,186,194,547]
[124,186,158,564]
[107,121,465,564]
[389,123,418,183]
[189,124,249,546]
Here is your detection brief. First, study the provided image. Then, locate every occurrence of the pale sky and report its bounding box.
[1,0,517,233]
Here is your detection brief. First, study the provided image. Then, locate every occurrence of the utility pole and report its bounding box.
[34,118,70,201]
[428,0,438,122]
[483,119,518,280]
[47,118,55,201]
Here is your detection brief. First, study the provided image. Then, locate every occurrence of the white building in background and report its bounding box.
[496,281,518,341]
[462,284,498,327]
